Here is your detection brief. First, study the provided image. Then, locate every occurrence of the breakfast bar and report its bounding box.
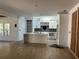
[24,33,48,44]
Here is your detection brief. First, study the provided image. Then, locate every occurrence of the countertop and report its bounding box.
[25,32,48,35]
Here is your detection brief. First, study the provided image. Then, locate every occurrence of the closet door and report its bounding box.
[76,8,79,57]
[71,11,77,53]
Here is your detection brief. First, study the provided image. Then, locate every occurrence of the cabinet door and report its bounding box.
[49,21,53,28]
[71,11,77,53]
[35,20,40,28]
[33,19,40,28]
[49,21,57,29]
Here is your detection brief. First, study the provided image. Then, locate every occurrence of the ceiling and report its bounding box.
[0,0,79,16]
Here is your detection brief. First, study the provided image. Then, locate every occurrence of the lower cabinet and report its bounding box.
[24,34,48,44]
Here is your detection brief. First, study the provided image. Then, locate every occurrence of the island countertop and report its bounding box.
[24,33,48,44]
[25,32,48,35]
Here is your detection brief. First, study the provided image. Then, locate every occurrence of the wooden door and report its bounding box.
[71,11,77,53]
[76,8,79,58]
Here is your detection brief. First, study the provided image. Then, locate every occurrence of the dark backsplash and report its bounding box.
[34,28,57,32]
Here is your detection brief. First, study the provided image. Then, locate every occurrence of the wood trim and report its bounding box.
[71,7,79,58]
[71,11,77,53]
[75,8,78,55]
[68,48,79,59]
[75,7,79,58]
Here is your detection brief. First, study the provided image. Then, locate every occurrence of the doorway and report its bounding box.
[0,22,10,41]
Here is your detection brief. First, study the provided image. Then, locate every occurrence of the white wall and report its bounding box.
[59,14,69,47]
[18,16,33,41]
[0,17,19,41]
[18,17,26,41]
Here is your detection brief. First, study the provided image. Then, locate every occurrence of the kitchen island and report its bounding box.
[24,33,48,44]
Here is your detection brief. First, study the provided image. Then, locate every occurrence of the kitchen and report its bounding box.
[24,16,59,45]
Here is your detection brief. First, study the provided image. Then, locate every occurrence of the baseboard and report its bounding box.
[68,48,79,59]
[0,40,21,43]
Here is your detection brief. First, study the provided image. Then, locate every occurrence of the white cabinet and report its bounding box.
[49,20,57,29]
[36,19,40,28]
[49,22,53,28]
[33,19,40,32]
[33,19,40,28]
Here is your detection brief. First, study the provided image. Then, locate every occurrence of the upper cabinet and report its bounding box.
[49,19,58,29]
[33,19,40,28]
[33,16,59,32]
[32,19,40,32]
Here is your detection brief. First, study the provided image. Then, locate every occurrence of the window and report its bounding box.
[0,23,3,36]
[0,23,10,36]
[4,23,10,36]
